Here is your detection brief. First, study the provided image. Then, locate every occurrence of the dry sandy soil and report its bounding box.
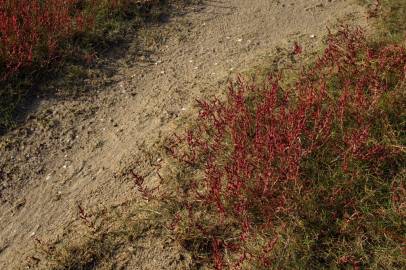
[0,0,368,269]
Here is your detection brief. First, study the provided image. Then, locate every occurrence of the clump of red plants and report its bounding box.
[0,0,94,80]
[166,26,406,269]
[0,0,148,80]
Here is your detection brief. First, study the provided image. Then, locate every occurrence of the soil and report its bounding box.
[0,0,368,269]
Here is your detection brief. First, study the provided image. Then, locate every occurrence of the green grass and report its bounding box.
[377,0,406,43]
[361,0,406,44]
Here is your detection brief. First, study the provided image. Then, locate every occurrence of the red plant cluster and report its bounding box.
[0,0,95,80]
[167,26,406,269]
[0,0,165,80]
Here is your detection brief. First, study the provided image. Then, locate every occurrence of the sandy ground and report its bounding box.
[0,0,367,269]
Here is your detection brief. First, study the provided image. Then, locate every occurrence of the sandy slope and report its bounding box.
[0,0,367,268]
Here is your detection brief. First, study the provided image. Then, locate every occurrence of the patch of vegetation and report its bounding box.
[166,26,405,269]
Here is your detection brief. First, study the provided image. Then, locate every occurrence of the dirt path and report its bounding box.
[0,0,367,268]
